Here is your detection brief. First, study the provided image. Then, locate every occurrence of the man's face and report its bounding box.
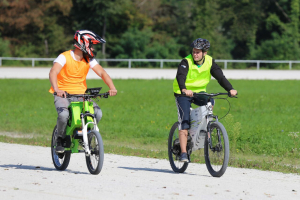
[89,43,95,51]
[192,48,207,61]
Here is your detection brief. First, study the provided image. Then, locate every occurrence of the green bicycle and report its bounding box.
[51,87,108,175]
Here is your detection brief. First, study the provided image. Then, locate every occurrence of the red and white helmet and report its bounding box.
[74,30,106,59]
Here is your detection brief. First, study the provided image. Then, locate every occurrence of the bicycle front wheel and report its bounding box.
[204,122,229,177]
[85,130,104,175]
[168,122,188,173]
[51,125,71,171]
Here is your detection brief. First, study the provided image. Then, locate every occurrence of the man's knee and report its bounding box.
[94,106,102,123]
[179,121,190,130]
[179,129,188,136]
[57,108,69,123]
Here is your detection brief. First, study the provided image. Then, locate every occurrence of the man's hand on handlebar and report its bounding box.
[229,89,238,97]
[54,89,67,98]
[108,89,117,96]
[182,89,193,97]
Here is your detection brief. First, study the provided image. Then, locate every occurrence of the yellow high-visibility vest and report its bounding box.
[173,54,212,94]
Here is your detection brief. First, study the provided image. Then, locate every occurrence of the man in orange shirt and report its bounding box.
[49,30,117,153]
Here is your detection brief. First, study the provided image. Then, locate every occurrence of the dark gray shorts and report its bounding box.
[175,96,214,130]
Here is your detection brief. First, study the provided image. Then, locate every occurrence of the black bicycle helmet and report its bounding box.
[190,38,210,52]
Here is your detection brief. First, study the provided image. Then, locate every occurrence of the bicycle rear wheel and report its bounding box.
[204,122,229,177]
[51,125,71,171]
[168,122,189,173]
[85,130,104,175]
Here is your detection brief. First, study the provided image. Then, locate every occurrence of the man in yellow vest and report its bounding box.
[173,38,237,162]
[49,30,117,153]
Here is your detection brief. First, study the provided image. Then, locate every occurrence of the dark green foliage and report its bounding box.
[0,34,10,57]
[1,0,300,65]
[114,28,181,60]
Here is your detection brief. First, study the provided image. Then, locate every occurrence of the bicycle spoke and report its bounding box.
[205,122,229,177]
[89,134,99,169]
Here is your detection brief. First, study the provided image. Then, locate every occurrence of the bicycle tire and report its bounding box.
[204,122,229,177]
[168,122,189,173]
[51,125,71,171]
[85,130,104,175]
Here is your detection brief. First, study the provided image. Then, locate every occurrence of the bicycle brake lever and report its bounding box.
[99,92,109,98]
[53,92,69,98]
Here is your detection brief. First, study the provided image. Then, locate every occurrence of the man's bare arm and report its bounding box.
[92,64,117,96]
[49,62,65,97]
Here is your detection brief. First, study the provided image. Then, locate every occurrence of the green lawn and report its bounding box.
[0,79,299,173]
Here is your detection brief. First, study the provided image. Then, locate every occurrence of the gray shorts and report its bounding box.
[54,95,102,138]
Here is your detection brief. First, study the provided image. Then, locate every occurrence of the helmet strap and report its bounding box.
[82,52,89,63]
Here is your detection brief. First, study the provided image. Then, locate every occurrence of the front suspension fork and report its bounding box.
[80,114,99,156]
[206,115,218,150]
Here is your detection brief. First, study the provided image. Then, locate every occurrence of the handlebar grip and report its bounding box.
[228,91,238,98]
[53,91,69,98]
[181,92,194,97]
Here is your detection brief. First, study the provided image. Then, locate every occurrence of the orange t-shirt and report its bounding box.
[49,50,90,94]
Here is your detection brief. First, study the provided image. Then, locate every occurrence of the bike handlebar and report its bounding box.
[53,92,110,99]
[182,92,238,98]
[195,92,237,98]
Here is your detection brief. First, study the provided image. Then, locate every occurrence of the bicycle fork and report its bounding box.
[206,115,219,151]
[80,113,99,156]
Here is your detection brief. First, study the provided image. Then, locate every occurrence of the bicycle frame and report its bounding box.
[189,101,216,151]
[189,93,229,152]
[63,99,98,156]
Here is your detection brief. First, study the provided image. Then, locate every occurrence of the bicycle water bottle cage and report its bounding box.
[85,87,102,95]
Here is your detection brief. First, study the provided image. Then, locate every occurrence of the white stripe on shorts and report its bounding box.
[175,98,184,130]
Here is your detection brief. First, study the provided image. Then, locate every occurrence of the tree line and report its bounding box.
[0,0,299,68]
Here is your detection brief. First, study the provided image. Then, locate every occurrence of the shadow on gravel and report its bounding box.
[0,164,88,175]
[119,166,211,177]
[119,166,174,174]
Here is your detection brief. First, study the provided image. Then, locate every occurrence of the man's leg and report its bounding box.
[175,96,191,162]
[54,96,70,153]
[179,129,188,153]
[93,102,102,124]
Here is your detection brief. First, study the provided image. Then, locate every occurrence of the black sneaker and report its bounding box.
[180,153,189,162]
[55,137,65,154]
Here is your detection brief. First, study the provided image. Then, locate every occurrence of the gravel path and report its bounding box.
[0,142,299,200]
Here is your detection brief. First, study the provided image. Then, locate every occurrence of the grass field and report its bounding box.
[0,79,299,174]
